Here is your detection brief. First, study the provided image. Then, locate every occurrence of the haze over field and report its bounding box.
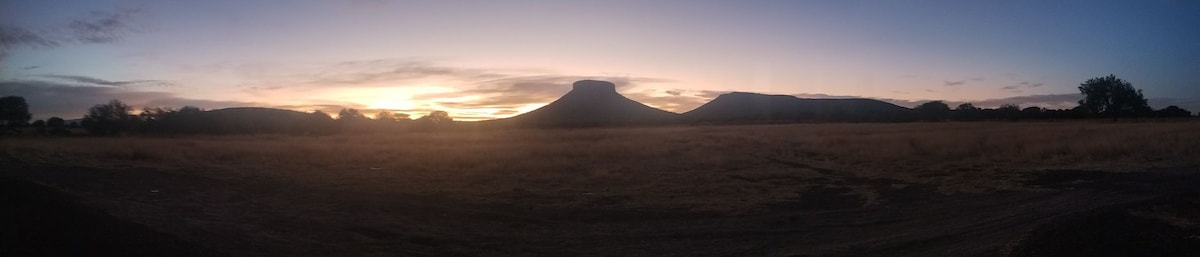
[2,0,1199,120]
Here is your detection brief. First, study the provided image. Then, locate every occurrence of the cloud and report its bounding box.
[944,80,966,86]
[793,93,862,99]
[22,66,40,70]
[68,8,144,44]
[1028,83,1043,88]
[492,110,519,116]
[0,7,144,60]
[1001,85,1019,90]
[1,79,254,120]
[0,26,59,49]
[665,89,684,96]
[624,92,713,113]
[269,102,432,118]
[301,59,507,87]
[39,74,173,87]
[955,94,1082,109]
[414,75,671,110]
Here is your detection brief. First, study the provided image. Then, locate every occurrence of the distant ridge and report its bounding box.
[489,80,678,127]
[202,107,334,134]
[682,92,917,123]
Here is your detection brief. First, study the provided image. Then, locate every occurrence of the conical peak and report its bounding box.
[571,80,617,95]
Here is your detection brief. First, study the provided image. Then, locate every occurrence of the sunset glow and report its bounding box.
[2,1,1197,120]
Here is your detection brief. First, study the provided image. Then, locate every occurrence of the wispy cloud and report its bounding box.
[39,74,173,87]
[303,59,507,87]
[0,7,144,60]
[0,26,59,49]
[68,8,145,44]
[414,75,671,111]
[943,80,966,86]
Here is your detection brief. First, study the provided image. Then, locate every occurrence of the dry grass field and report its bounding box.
[3,121,1200,256]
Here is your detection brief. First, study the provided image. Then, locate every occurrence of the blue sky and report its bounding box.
[2,0,1198,120]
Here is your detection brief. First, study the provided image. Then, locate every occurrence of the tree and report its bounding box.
[953,103,982,121]
[47,117,68,135]
[140,106,206,134]
[0,96,32,134]
[1021,106,1044,120]
[375,111,397,122]
[998,104,1021,121]
[31,119,46,134]
[1078,74,1150,121]
[337,108,367,121]
[914,101,951,121]
[82,99,139,135]
[419,111,451,123]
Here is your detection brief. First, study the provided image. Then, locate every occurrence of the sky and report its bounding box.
[2,0,1198,120]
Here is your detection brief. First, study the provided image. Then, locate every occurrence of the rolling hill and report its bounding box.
[681,92,917,123]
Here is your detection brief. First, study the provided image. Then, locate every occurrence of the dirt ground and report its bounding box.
[2,123,1199,256]
[6,162,1198,256]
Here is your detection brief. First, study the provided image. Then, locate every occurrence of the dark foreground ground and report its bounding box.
[3,163,1198,257]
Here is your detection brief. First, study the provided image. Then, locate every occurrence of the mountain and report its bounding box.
[681,92,917,123]
[489,80,679,127]
[200,107,335,134]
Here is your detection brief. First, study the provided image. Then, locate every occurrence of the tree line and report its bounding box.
[0,74,1195,136]
[912,74,1192,122]
[0,97,456,136]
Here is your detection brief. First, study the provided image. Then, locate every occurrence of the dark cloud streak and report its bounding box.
[39,74,174,87]
[68,8,144,44]
[0,7,143,61]
[944,80,966,86]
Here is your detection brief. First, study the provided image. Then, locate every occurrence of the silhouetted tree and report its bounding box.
[1021,106,1044,120]
[140,106,206,134]
[1078,74,1150,121]
[0,96,32,134]
[82,99,139,135]
[374,111,398,122]
[952,103,982,121]
[1155,106,1192,118]
[337,108,367,121]
[47,117,68,135]
[418,110,452,124]
[914,101,951,121]
[412,110,454,131]
[998,104,1021,121]
[31,119,46,134]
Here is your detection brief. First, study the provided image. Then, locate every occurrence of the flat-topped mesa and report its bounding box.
[570,80,618,96]
[495,79,679,126]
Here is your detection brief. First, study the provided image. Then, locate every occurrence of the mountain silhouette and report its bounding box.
[202,107,335,134]
[682,92,917,123]
[489,80,679,127]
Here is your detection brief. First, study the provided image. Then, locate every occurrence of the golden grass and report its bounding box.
[3,121,1198,212]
